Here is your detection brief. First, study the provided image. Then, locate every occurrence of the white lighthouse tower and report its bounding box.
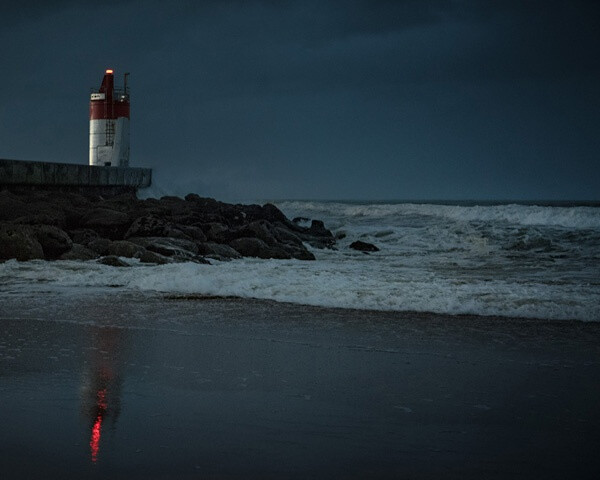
[89,69,130,167]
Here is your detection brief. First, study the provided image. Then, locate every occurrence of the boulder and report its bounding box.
[68,228,99,245]
[273,225,304,246]
[182,255,211,265]
[245,220,278,246]
[184,193,202,203]
[82,208,130,227]
[87,238,111,256]
[32,225,73,259]
[124,215,169,238]
[59,244,99,261]
[124,215,195,240]
[309,220,333,238]
[203,222,231,243]
[288,219,335,249]
[0,192,67,227]
[0,193,31,222]
[197,242,242,260]
[0,223,44,261]
[349,240,379,252]
[14,211,66,227]
[281,244,316,261]
[108,240,146,259]
[139,250,172,265]
[261,203,289,224]
[127,236,199,257]
[98,255,130,267]
[175,224,207,242]
[81,208,131,239]
[229,237,291,259]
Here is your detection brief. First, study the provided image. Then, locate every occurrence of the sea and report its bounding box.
[1,200,599,321]
[2,199,600,478]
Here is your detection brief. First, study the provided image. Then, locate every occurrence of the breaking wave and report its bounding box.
[277,201,600,230]
[1,201,599,322]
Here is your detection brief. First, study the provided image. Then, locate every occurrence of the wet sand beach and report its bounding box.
[1,292,599,479]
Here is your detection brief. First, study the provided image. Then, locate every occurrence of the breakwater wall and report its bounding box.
[0,159,151,195]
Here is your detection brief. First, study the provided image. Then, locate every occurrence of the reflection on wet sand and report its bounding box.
[79,327,125,463]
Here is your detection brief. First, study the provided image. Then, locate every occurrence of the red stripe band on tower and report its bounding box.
[89,70,130,120]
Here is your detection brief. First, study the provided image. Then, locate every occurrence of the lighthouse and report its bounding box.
[89,69,130,167]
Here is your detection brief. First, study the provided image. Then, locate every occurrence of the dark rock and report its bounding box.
[309,220,333,238]
[59,243,99,261]
[349,240,379,252]
[285,218,336,249]
[160,195,184,203]
[184,193,202,202]
[14,211,66,227]
[68,229,99,245]
[197,242,242,260]
[63,206,89,229]
[204,222,231,243]
[182,255,211,265]
[127,236,199,258]
[245,220,278,246]
[0,190,335,262]
[101,192,137,208]
[297,234,336,250]
[139,250,172,265]
[87,238,111,256]
[83,208,130,226]
[98,255,130,267]
[0,193,32,222]
[335,231,347,240]
[261,203,288,224]
[175,224,207,242]
[124,215,169,238]
[273,225,304,246]
[124,215,194,240]
[0,223,44,261]
[108,240,146,259]
[0,191,67,227]
[229,237,291,259]
[32,225,73,259]
[281,244,316,261]
[81,208,131,239]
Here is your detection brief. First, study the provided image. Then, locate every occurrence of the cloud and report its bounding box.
[1,0,599,200]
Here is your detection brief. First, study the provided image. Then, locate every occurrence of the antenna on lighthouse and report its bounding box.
[89,69,130,167]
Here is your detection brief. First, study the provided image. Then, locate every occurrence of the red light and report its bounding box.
[90,415,102,463]
[105,69,114,74]
[90,388,107,463]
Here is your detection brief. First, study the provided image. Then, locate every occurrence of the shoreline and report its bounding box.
[1,292,600,478]
[163,292,599,325]
[3,280,597,325]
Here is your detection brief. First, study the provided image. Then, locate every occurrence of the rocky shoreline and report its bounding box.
[0,189,337,265]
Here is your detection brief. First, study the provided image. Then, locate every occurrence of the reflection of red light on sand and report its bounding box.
[97,388,107,410]
[90,389,108,463]
[90,415,103,462]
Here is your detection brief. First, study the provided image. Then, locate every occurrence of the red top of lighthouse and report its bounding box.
[89,69,130,121]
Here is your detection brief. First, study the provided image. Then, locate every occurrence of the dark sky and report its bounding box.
[1,0,599,201]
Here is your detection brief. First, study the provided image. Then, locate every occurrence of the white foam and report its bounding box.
[277,201,600,230]
[0,257,598,321]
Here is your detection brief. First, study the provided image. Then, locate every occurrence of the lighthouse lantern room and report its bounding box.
[89,69,130,167]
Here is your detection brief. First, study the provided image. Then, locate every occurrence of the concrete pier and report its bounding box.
[0,158,151,195]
